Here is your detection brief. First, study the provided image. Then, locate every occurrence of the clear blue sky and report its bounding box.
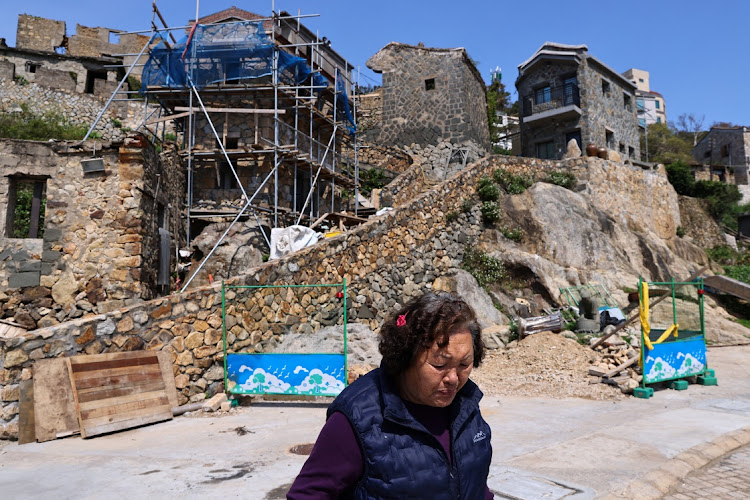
[1,0,747,128]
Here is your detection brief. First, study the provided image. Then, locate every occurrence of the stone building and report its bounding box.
[516,42,640,161]
[692,126,750,187]
[0,135,185,331]
[3,14,151,94]
[364,42,490,151]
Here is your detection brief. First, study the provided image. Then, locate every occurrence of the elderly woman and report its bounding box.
[288,291,493,499]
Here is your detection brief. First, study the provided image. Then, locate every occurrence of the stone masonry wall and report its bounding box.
[16,15,66,52]
[0,77,147,141]
[365,44,489,149]
[0,136,185,332]
[579,59,640,160]
[0,154,679,439]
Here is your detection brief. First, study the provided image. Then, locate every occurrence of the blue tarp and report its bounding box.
[140,21,329,92]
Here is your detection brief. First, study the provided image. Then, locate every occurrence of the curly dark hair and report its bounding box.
[379,291,485,377]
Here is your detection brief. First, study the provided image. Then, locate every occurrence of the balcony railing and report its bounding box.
[522,84,580,118]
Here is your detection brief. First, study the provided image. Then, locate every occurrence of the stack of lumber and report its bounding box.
[18,351,178,444]
[588,340,642,393]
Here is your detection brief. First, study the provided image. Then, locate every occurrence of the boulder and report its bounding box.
[565,138,581,159]
[432,270,508,328]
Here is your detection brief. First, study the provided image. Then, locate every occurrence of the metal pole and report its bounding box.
[272,7,279,228]
[332,67,338,213]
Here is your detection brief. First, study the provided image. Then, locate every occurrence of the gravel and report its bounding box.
[472,331,625,400]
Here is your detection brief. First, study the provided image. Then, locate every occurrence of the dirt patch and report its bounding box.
[472,332,624,400]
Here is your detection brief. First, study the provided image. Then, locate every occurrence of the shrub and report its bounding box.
[665,161,694,195]
[543,171,577,190]
[0,107,88,140]
[501,227,523,242]
[446,210,459,223]
[493,169,532,194]
[360,168,388,196]
[725,265,750,284]
[14,75,28,86]
[476,177,500,201]
[676,226,686,238]
[480,201,501,225]
[462,246,506,287]
[164,132,177,142]
[111,118,122,128]
[460,199,473,213]
[706,245,737,265]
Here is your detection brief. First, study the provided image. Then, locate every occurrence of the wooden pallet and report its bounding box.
[67,351,173,438]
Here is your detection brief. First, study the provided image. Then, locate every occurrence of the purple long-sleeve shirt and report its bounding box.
[288,402,493,499]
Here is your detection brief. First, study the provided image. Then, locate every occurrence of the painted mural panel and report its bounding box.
[226,353,346,396]
[643,337,706,384]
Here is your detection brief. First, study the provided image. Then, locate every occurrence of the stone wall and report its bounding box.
[0,153,681,440]
[0,136,185,331]
[677,195,726,249]
[0,77,146,141]
[692,128,750,182]
[16,15,66,52]
[33,67,77,93]
[365,43,490,149]
[0,60,15,81]
[580,59,640,159]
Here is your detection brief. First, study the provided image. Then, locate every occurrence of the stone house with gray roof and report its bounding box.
[516,42,640,161]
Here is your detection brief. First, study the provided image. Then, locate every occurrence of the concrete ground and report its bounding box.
[1,345,750,499]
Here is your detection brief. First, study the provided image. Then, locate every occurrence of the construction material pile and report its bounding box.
[587,334,642,394]
[471,332,625,400]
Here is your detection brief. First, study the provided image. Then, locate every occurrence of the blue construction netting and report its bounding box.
[140,21,329,92]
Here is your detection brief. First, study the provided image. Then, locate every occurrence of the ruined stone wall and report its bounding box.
[0,136,185,332]
[0,77,146,141]
[677,195,725,249]
[579,59,640,159]
[365,44,489,149]
[33,67,77,93]
[0,153,681,440]
[0,61,15,81]
[16,15,65,52]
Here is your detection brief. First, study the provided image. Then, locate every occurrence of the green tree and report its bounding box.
[665,161,695,195]
[486,70,516,153]
[640,123,692,164]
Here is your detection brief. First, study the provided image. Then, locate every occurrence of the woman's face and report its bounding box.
[399,329,475,407]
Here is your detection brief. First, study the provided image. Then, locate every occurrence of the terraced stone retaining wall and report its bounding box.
[0,154,679,440]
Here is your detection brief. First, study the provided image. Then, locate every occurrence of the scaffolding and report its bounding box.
[84,1,362,292]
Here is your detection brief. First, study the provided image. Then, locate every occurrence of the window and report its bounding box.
[606,130,614,149]
[108,31,120,45]
[628,146,635,159]
[636,98,644,112]
[601,79,611,95]
[639,78,644,83]
[624,93,632,111]
[424,78,435,91]
[721,144,731,157]
[534,85,551,104]
[655,100,660,109]
[6,177,47,238]
[225,137,238,150]
[657,117,662,124]
[25,62,41,74]
[619,143,626,154]
[536,140,555,159]
[218,162,238,190]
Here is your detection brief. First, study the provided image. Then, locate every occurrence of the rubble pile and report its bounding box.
[588,336,642,394]
[471,331,625,400]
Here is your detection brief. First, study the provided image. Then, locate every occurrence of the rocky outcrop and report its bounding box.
[677,195,726,249]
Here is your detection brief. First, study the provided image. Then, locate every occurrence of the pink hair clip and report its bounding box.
[397,312,408,327]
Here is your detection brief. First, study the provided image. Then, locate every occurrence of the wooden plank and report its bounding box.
[67,351,173,438]
[82,403,171,429]
[602,356,638,379]
[72,363,161,381]
[79,389,169,412]
[83,408,173,438]
[33,358,80,442]
[68,351,160,363]
[69,354,160,373]
[18,380,36,445]
[77,380,167,404]
[157,351,179,409]
[80,395,170,420]
[145,111,192,126]
[73,370,163,391]
[174,106,285,114]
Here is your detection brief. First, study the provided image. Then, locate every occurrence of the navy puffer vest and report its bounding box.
[328,368,492,499]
